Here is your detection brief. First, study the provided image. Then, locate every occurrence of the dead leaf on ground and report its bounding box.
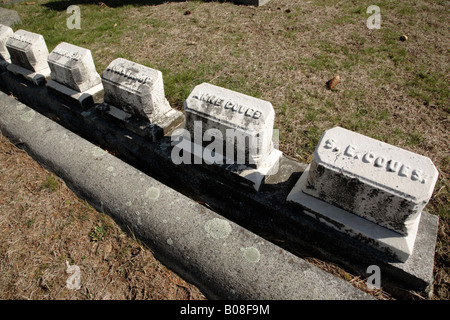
[326,75,340,90]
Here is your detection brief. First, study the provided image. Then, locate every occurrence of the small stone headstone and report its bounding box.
[287,126,439,261]
[98,58,183,140]
[6,29,50,85]
[184,83,276,167]
[101,58,173,121]
[0,24,13,71]
[304,126,438,235]
[181,82,282,190]
[46,42,103,108]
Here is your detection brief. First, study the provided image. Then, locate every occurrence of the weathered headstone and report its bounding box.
[6,29,50,85]
[180,82,282,190]
[0,24,13,71]
[97,58,183,140]
[303,127,438,234]
[287,127,439,261]
[46,42,103,108]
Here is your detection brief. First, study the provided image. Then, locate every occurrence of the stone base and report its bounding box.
[46,79,104,109]
[155,108,185,136]
[173,135,282,191]
[6,63,50,86]
[96,103,184,142]
[229,148,282,191]
[0,60,10,72]
[287,165,422,262]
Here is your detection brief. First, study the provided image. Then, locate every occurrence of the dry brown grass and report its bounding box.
[0,132,205,300]
[1,0,448,300]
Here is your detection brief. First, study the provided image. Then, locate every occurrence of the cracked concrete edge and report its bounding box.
[0,91,373,300]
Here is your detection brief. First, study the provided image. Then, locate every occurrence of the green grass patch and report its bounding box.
[406,131,425,147]
[89,223,108,242]
[41,175,59,192]
[407,69,450,109]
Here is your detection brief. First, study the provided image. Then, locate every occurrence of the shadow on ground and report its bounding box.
[43,0,229,11]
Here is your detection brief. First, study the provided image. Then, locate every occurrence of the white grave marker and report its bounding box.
[46,42,103,107]
[6,29,51,85]
[287,127,439,261]
[0,24,13,64]
[180,83,282,190]
[98,58,183,139]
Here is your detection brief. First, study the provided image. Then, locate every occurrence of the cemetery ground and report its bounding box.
[0,0,448,300]
[0,132,206,299]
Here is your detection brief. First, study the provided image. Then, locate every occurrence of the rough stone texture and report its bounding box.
[101,58,173,122]
[5,29,50,85]
[288,165,423,262]
[182,82,283,191]
[98,58,183,141]
[46,42,103,108]
[46,79,104,109]
[47,42,101,92]
[302,126,439,236]
[0,8,22,27]
[0,24,13,63]
[0,90,372,300]
[184,83,276,168]
[6,29,49,73]
[389,211,439,293]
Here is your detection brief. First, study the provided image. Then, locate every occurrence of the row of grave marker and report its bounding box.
[0,25,439,262]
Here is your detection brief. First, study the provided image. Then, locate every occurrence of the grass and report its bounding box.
[88,223,108,242]
[0,0,448,299]
[41,174,59,192]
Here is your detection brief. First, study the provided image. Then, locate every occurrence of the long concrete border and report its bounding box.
[0,90,372,300]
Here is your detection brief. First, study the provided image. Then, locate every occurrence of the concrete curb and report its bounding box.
[0,90,373,300]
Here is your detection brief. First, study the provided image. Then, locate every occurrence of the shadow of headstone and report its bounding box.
[43,0,269,11]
